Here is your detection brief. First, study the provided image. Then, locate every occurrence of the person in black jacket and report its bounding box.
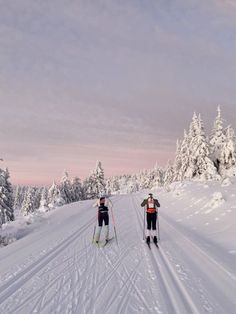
[141,193,160,244]
[93,196,112,243]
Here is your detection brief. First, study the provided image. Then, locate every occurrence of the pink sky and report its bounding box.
[1,1,236,186]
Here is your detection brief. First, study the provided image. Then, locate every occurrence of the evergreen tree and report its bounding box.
[21,187,37,216]
[59,171,73,204]
[105,176,120,195]
[40,186,49,208]
[33,187,42,210]
[173,139,182,182]
[210,106,226,170]
[13,185,21,211]
[152,164,164,188]
[178,129,191,180]
[48,181,65,208]
[71,176,82,202]
[163,160,174,189]
[220,126,236,175]
[86,161,106,199]
[0,168,14,225]
[189,114,218,180]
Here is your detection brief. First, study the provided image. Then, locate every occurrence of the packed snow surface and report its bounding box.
[0,180,235,313]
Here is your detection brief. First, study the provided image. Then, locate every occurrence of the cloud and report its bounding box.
[217,0,236,8]
[1,0,236,185]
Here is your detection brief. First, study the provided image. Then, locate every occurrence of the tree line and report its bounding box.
[1,106,235,227]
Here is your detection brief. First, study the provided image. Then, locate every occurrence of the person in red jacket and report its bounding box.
[141,193,160,244]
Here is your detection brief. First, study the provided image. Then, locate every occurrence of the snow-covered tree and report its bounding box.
[85,161,106,199]
[39,186,49,211]
[126,174,139,193]
[0,168,14,225]
[219,126,236,176]
[21,187,37,216]
[48,181,65,208]
[13,185,21,211]
[177,113,218,181]
[33,187,42,210]
[59,171,73,204]
[71,176,82,201]
[172,139,182,181]
[209,106,226,170]
[163,160,174,189]
[178,129,191,180]
[105,176,120,195]
[189,114,218,180]
[152,165,164,188]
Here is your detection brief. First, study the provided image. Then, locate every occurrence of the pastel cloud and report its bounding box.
[0,0,236,185]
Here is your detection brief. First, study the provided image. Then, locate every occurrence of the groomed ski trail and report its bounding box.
[0,194,235,313]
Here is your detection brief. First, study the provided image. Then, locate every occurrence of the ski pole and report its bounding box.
[92,224,96,242]
[157,210,160,241]
[143,207,145,240]
[110,202,118,245]
[92,205,99,242]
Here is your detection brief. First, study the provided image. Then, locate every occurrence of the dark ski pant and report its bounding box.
[98,212,109,227]
[146,212,157,230]
[96,212,109,241]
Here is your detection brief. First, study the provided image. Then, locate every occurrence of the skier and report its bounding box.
[93,195,112,244]
[141,193,160,245]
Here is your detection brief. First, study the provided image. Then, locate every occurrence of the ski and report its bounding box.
[102,237,114,247]
[146,241,151,249]
[93,240,101,247]
[151,237,159,248]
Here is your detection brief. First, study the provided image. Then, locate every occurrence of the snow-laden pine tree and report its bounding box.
[13,185,21,211]
[21,187,37,216]
[17,186,27,209]
[59,171,73,204]
[33,187,42,210]
[85,161,106,199]
[184,112,199,179]
[105,176,120,195]
[163,160,174,190]
[0,168,14,225]
[39,186,49,211]
[189,114,218,180]
[71,176,82,201]
[219,126,236,176]
[126,174,139,193]
[137,170,150,190]
[178,129,191,180]
[209,106,226,171]
[152,164,164,188]
[172,139,182,182]
[178,113,218,180]
[48,181,65,208]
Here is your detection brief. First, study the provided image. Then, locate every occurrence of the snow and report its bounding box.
[0,181,236,313]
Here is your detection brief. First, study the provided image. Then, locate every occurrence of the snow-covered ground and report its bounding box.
[0,180,235,313]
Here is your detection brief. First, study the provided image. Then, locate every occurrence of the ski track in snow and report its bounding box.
[0,194,235,313]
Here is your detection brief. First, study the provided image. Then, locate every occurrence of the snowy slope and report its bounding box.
[0,181,235,314]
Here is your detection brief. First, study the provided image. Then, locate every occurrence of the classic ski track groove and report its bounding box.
[160,213,236,312]
[1,195,234,313]
[0,197,123,312]
[98,246,151,314]
[161,212,236,281]
[132,195,201,314]
[0,216,95,306]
